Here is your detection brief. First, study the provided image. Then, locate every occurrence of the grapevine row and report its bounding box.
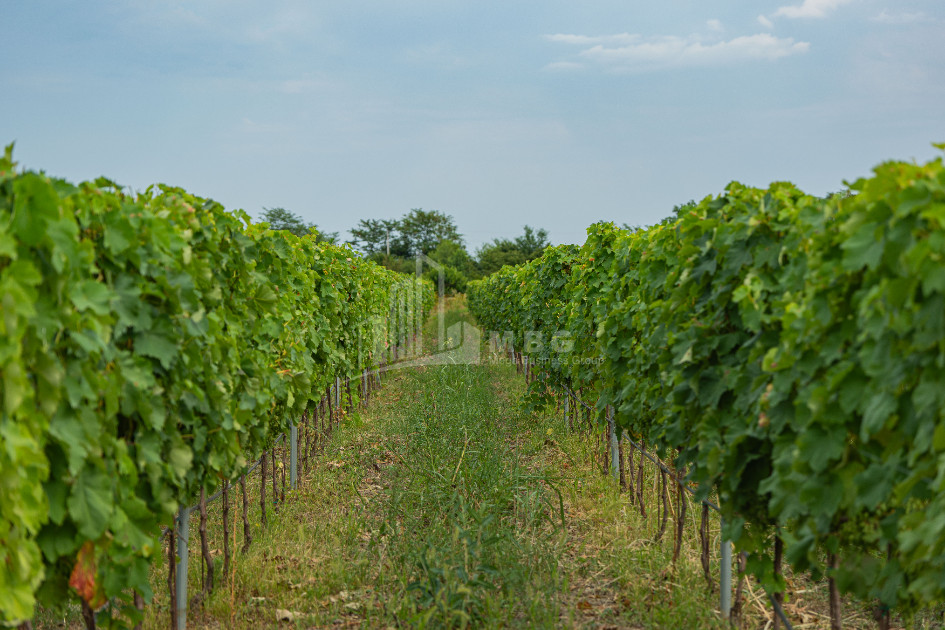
[468,148,945,619]
[0,145,433,625]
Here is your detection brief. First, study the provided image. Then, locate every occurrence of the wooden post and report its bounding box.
[655,468,669,542]
[271,447,278,512]
[290,422,298,489]
[700,504,712,587]
[240,475,251,552]
[260,452,267,527]
[672,478,686,565]
[773,536,783,630]
[222,480,230,578]
[637,449,646,518]
[80,600,95,630]
[199,488,213,598]
[133,591,144,630]
[168,521,176,630]
[829,553,842,630]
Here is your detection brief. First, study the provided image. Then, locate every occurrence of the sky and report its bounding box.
[2,0,943,251]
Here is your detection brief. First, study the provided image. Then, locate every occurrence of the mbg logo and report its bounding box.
[383,254,482,369]
[378,255,596,370]
[524,331,574,354]
[486,330,598,367]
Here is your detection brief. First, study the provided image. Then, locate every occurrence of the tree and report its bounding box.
[425,239,476,295]
[399,208,463,255]
[429,239,476,277]
[513,225,550,259]
[349,209,462,257]
[475,240,527,277]
[349,219,404,256]
[424,264,469,295]
[260,207,337,243]
[475,225,550,277]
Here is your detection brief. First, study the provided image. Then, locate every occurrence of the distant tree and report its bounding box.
[349,209,462,257]
[365,252,415,274]
[260,207,337,243]
[425,239,476,294]
[475,240,527,277]
[475,225,550,277]
[429,239,476,277]
[399,209,463,255]
[513,225,550,259]
[424,264,469,295]
[350,219,405,256]
[260,207,309,237]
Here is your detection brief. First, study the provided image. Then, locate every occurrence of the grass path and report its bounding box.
[157,359,726,629]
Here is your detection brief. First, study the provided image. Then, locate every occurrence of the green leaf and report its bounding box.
[933,423,945,452]
[168,446,193,481]
[920,262,945,295]
[912,379,940,414]
[2,361,28,416]
[36,521,78,562]
[67,467,114,540]
[254,282,278,305]
[861,391,896,441]
[801,426,846,473]
[135,332,178,369]
[46,478,69,525]
[48,413,91,474]
[5,260,42,287]
[103,214,136,255]
[898,182,931,214]
[70,281,113,315]
[841,221,883,271]
[854,463,893,510]
[12,173,59,246]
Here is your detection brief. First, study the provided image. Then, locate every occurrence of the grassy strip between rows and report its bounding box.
[108,357,728,629]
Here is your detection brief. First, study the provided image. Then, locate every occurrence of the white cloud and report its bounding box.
[544,33,640,46]
[707,19,723,32]
[773,0,853,19]
[758,15,774,28]
[871,10,926,24]
[543,61,584,71]
[548,33,809,72]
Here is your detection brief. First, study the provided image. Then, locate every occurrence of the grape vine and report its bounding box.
[468,147,945,616]
[0,144,430,625]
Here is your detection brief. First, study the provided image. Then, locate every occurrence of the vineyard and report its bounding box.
[0,144,432,627]
[2,144,945,629]
[468,148,945,627]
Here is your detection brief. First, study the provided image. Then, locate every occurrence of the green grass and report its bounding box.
[132,357,729,628]
[179,362,578,628]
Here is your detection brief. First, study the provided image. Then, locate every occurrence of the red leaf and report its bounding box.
[69,542,106,609]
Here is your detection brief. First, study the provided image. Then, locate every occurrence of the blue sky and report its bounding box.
[3,0,943,251]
